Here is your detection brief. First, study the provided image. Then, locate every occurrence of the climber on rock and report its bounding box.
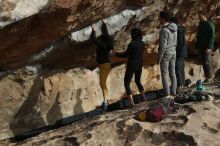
[114,28,147,107]
[90,20,114,111]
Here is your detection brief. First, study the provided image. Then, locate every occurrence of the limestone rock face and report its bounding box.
[3,85,220,146]
[0,62,207,140]
[0,0,51,26]
[0,0,220,142]
[0,0,219,70]
[0,0,149,69]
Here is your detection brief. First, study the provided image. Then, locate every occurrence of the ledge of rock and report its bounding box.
[1,83,220,146]
[0,61,212,140]
[0,0,220,144]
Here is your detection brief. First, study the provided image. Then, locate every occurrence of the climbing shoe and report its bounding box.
[101,101,109,111]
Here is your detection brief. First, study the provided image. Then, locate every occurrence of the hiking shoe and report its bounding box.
[165,95,175,100]
[101,101,108,111]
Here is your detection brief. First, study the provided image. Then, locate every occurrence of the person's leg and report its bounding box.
[176,57,185,93]
[160,54,171,96]
[99,63,111,102]
[175,58,182,87]
[182,58,186,88]
[176,58,181,93]
[134,68,146,101]
[200,50,207,81]
[169,54,177,95]
[124,69,135,106]
[203,49,212,81]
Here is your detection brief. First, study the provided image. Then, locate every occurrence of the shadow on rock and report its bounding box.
[46,92,63,124]
[73,89,84,114]
[9,76,46,136]
[152,131,197,146]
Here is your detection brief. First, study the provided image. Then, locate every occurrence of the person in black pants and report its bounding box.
[196,11,215,83]
[170,17,187,93]
[115,28,146,106]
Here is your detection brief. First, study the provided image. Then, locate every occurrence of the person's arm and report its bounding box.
[207,22,215,49]
[195,36,199,49]
[115,43,132,58]
[90,28,96,39]
[196,27,199,49]
[177,29,183,49]
[90,27,106,47]
[158,28,168,64]
[101,20,114,50]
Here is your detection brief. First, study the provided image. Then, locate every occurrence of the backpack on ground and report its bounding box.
[137,98,179,122]
[142,102,166,122]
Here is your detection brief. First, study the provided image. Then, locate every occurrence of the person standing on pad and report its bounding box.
[170,16,187,93]
[196,11,215,83]
[114,28,146,107]
[158,11,178,97]
[90,20,114,110]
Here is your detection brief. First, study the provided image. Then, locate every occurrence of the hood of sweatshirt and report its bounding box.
[167,23,178,33]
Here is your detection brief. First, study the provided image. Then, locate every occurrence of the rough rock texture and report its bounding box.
[0,0,149,69]
[0,0,220,143]
[2,84,220,146]
[0,0,219,70]
[0,0,51,27]
[0,62,208,140]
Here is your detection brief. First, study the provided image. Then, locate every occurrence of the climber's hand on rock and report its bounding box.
[112,50,119,55]
[91,25,96,31]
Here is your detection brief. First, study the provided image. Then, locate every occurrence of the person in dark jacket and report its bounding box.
[196,11,215,83]
[115,28,146,107]
[90,21,114,110]
[170,17,187,93]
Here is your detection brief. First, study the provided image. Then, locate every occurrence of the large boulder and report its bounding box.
[0,0,219,141]
[2,85,220,146]
[0,0,150,70]
[0,62,206,140]
[0,0,219,70]
[0,0,51,27]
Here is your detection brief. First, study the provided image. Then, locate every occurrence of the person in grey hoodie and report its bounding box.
[158,11,177,97]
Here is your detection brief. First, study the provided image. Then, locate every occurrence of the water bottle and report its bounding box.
[196,80,203,91]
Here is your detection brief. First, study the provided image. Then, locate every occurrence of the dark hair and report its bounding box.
[159,11,171,22]
[170,16,179,24]
[131,28,142,40]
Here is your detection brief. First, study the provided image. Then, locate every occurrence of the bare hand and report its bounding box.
[109,50,116,56]
[112,50,117,54]
[91,25,96,31]
[110,50,114,56]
